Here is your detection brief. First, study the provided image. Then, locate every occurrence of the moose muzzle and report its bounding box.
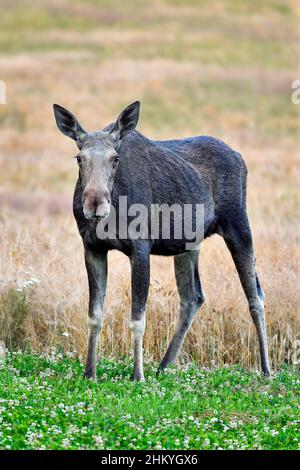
[82,187,110,221]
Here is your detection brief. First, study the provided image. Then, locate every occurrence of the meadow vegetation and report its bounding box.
[0,351,299,450]
[0,0,299,371]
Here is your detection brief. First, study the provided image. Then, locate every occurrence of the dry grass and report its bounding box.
[0,0,299,370]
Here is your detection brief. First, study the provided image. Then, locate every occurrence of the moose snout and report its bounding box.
[82,187,110,221]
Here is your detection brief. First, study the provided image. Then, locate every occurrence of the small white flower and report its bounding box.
[62,438,70,448]
[93,435,104,446]
[203,438,210,447]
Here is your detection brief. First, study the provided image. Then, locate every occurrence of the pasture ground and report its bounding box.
[0,351,299,450]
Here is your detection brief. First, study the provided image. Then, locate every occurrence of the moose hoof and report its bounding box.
[130,374,145,382]
[262,369,271,378]
[156,365,166,378]
[83,371,96,380]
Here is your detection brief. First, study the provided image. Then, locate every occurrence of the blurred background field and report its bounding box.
[0,0,299,369]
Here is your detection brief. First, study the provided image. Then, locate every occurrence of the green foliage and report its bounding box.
[0,352,299,449]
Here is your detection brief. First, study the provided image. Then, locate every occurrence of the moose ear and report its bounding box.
[110,101,140,145]
[53,104,86,143]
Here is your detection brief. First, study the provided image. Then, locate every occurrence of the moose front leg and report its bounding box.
[130,246,150,382]
[84,249,107,380]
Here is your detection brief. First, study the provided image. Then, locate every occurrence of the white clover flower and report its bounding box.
[62,438,70,448]
[93,435,104,446]
[203,438,210,447]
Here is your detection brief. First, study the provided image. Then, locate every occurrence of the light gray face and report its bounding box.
[53,101,140,221]
[76,132,119,220]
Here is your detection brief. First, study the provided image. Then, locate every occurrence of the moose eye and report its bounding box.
[75,156,82,166]
[112,155,120,168]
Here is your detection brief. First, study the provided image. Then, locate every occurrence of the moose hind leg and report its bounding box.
[223,217,270,375]
[157,250,205,375]
[256,272,265,302]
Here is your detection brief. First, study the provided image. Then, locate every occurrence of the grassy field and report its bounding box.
[0,0,299,376]
[0,351,299,450]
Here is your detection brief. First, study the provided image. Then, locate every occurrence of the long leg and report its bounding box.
[130,244,150,381]
[84,249,107,379]
[222,215,270,375]
[157,249,205,375]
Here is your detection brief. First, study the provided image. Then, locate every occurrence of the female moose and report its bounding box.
[53,101,270,381]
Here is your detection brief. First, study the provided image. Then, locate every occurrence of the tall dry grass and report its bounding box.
[0,0,299,369]
[0,195,299,370]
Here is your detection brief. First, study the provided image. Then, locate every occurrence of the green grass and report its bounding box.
[0,31,297,72]
[0,0,298,71]
[0,351,299,450]
[142,80,299,136]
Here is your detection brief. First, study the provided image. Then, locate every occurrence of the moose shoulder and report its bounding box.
[53,101,270,381]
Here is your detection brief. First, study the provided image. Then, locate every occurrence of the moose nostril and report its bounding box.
[101,190,110,202]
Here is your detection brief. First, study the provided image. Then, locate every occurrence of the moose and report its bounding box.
[53,101,270,381]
